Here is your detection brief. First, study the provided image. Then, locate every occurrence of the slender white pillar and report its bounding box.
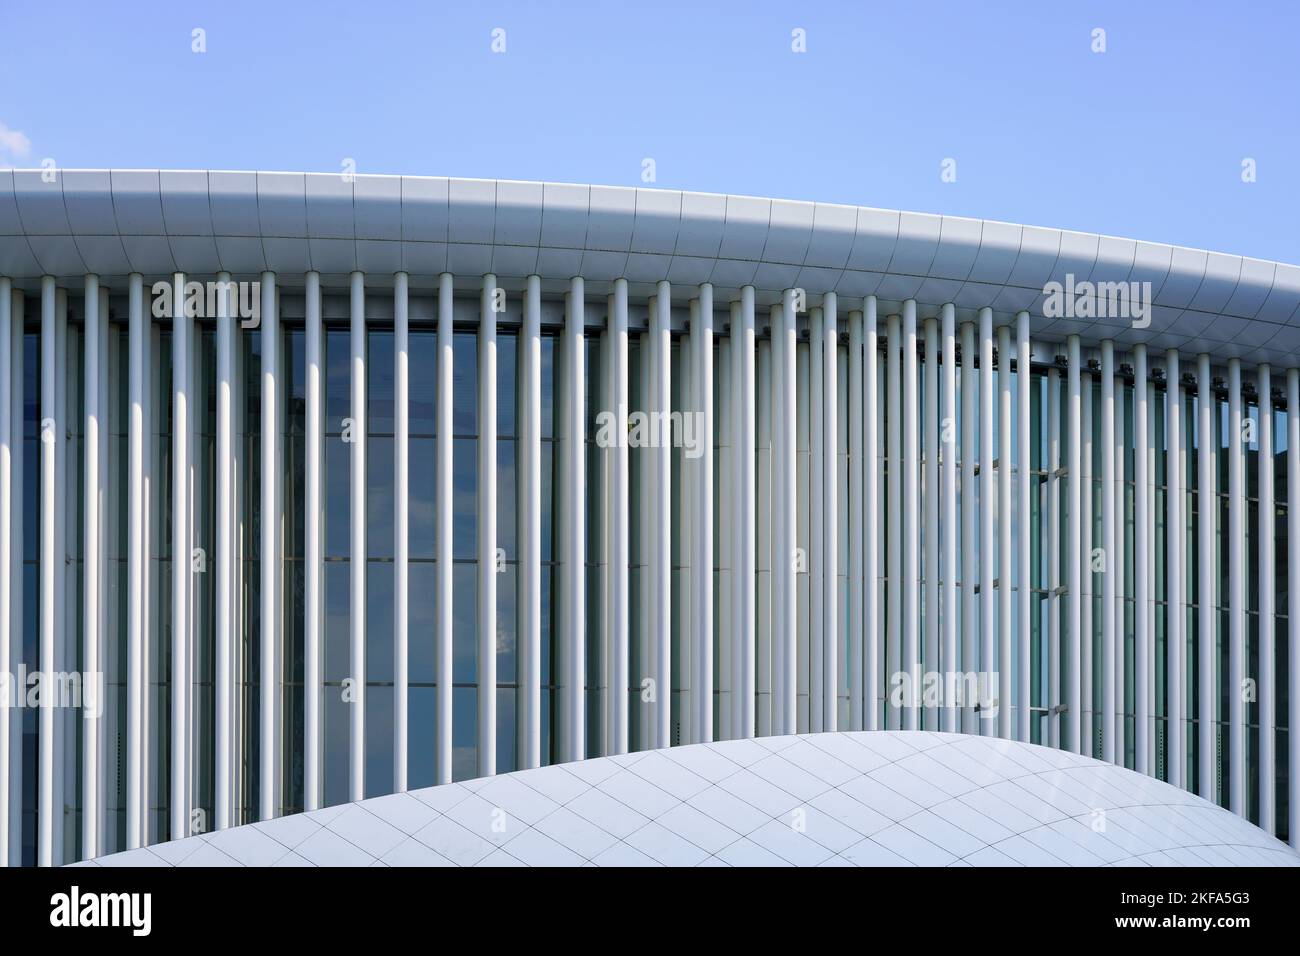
[36,277,55,865]
[960,321,977,735]
[886,313,902,730]
[167,273,189,842]
[997,324,1012,740]
[1135,346,1151,774]
[689,287,713,743]
[1287,367,1300,849]
[1081,378,1093,754]
[53,289,65,867]
[902,303,920,730]
[761,306,776,734]
[863,298,879,731]
[559,276,584,760]
[1114,355,1126,765]
[522,275,544,765]
[348,271,366,801]
[303,272,322,809]
[923,316,939,730]
[1066,335,1083,753]
[778,289,798,733]
[809,304,825,733]
[738,286,755,737]
[1258,364,1275,832]
[8,290,23,864]
[393,272,409,791]
[729,301,743,738]
[651,281,672,749]
[979,309,995,735]
[435,273,453,784]
[213,272,233,828]
[849,308,864,731]
[0,278,9,865]
[1227,358,1243,807]
[1048,365,1061,749]
[1196,354,1215,796]
[940,304,957,733]
[7,290,21,865]
[257,272,279,819]
[479,274,499,774]
[1015,313,1031,743]
[1166,348,1183,786]
[81,275,100,859]
[822,294,838,731]
[1101,342,1118,764]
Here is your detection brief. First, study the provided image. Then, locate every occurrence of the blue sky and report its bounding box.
[2,0,1298,264]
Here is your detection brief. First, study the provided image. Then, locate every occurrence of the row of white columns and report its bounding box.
[3,277,1300,863]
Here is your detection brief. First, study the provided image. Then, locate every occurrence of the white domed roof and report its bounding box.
[82,731,1300,867]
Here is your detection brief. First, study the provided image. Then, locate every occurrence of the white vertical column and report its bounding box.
[1196,353,1215,796]
[960,321,977,736]
[1101,341,1118,764]
[1258,364,1275,832]
[561,276,584,761]
[1135,346,1151,774]
[393,272,409,791]
[303,272,322,809]
[435,273,453,784]
[53,289,65,867]
[651,281,671,749]
[809,305,824,733]
[1048,365,1061,749]
[737,286,755,738]
[863,298,879,731]
[940,304,957,733]
[821,293,837,731]
[1016,312,1031,743]
[1114,354,1126,765]
[778,289,798,734]
[690,285,714,744]
[6,289,21,865]
[168,273,189,841]
[37,276,55,865]
[1287,367,1300,849]
[903,302,920,730]
[849,307,864,731]
[0,278,8,866]
[979,309,995,736]
[1066,335,1083,753]
[1098,341,1116,765]
[214,272,233,828]
[1165,348,1183,785]
[887,313,903,730]
[348,271,366,801]
[729,301,743,738]
[81,275,100,859]
[998,324,1012,740]
[923,316,939,730]
[259,271,279,818]
[1227,358,1244,807]
[479,274,499,774]
[521,275,543,765]
[1081,378,1093,754]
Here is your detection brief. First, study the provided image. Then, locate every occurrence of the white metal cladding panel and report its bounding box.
[78,733,1300,868]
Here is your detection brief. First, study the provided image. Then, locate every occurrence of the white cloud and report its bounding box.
[0,122,33,166]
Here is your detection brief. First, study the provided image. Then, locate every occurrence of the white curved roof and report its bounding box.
[81,731,1300,867]
[3,170,1300,366]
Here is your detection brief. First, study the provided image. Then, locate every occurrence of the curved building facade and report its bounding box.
[0,169,1297,865]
